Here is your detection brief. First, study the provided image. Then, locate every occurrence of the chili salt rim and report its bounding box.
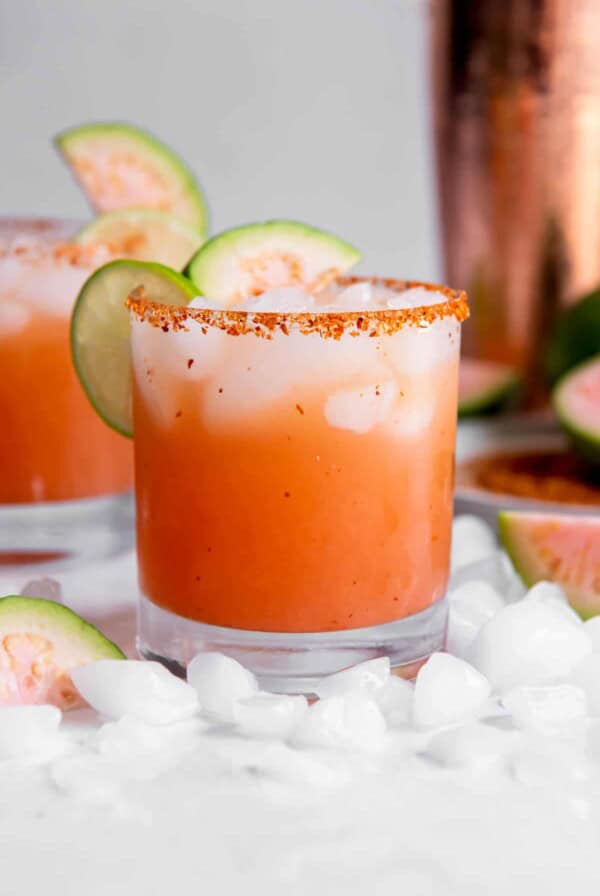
[126,276,469,340]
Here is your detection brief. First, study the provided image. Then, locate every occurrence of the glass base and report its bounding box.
[137,594,448,694]
[0,493,135,570]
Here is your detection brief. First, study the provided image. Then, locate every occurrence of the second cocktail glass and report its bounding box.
[0,218,133,563]
[129,278,467,691]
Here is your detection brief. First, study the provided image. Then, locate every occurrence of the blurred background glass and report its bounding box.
[431,0,600,402]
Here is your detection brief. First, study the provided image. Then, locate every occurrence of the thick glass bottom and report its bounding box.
[137,594,448,694]
[0,493,135,570]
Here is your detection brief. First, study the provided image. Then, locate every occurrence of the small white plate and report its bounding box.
[454,413,596,529]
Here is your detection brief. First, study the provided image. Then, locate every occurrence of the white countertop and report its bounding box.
[1,549,600,896]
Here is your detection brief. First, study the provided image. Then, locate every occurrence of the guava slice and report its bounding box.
[553,355,600,463]
[0,596,124,709]
[75,208,203,269]
[55,122,208,236]
[545,289,600,385]
[71,259,197,437]
[458,358,520,417]
[499,511,600,618]
[185,220,361,306]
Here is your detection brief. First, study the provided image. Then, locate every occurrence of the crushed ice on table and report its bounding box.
[6,512,600,809]
[187,651,259,722]
[20,576,62,602]
[450,515,498,572]
[71,660,199,725]
[449,551,525,602]
[424,722,517,770]
[0,705,63,759]
[234,693,308,739]
[583,616,600,651]
[502,684,587,736]
[446,580,505,659]
[522,581,582,625]
[291,693,386,752]
[413,653,491,729]
[373,675,414,727]
[569,653,600,715]
[511,736,590,789]
[470,597,591,692]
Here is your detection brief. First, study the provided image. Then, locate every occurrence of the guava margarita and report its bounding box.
[128,279,467,635]
[0,223,132,503]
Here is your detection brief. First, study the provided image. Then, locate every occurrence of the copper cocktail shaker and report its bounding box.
[430,0,600,399]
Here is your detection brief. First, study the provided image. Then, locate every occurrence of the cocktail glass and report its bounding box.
[0,217,134,564]
[129,278,467,692]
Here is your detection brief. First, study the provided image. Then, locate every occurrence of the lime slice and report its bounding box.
[71,259,197,437]
[55,121,208,236]
[185,220,361,307]
[74,208,203,269]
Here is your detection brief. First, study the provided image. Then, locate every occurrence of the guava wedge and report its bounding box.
[545,289,600,385]
[185,220,361,306]
[499,511,600,618]
[55,122,208,236]
[71,259,197,437]
[0,596,124,709]
[553,354,600,464]
[75,208,203,269]
[458,358,520,417]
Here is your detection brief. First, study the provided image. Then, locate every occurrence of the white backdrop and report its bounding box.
[0,0,439,278]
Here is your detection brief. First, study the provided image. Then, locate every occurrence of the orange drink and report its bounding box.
[0,219,133,562]
[130,278,467,689]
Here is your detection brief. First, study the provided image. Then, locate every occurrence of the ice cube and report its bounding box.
[71,660,199,725]
[425,721,516,769]
[323,381,397,434]
[315,657,390,700]
[450,516,497,572]
[502,684,587,735]
[234,286,315,312]
[291,693,386,752]
[386,394,435,438]
[20,577,62,603]
[250,741,353,788]
[387,287,445,309]
[187,652,259,722]
[0,301,31,335]
[234,693,308,739]
[523,581,582,625]
[569,653,600,715]
[583,617,600,652]
[449,550,525,602]
[413,653,491,729]
[333,282,373,311]
[446,580,504,658]
[385,317,457,376]
[0,704,62,759]
[373,675,414,727]
[470,599,592,692]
